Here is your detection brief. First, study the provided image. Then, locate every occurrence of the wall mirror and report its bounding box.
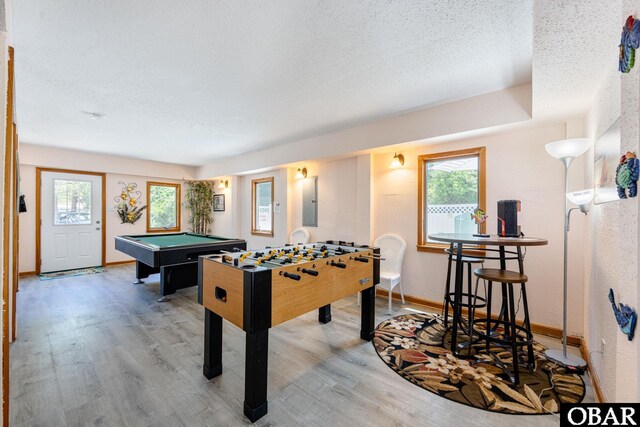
[302,176,318,227]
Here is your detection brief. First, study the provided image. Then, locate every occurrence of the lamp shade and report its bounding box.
[566,188,594,206]
[544,138,592,160]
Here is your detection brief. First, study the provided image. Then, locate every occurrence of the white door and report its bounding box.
[40,171,103,273]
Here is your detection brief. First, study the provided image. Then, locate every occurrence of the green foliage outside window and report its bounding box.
[149,185,177,229]
[426,170,478,205]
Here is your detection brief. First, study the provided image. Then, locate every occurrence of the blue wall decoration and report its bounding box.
[609,288,637,341]
[620,15,640,73]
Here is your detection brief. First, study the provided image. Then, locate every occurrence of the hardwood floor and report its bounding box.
[10,265,593,426]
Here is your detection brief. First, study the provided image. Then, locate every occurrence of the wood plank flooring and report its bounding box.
[10,265,593,426]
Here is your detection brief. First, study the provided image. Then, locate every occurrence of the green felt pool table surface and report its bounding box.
[129,233,229,248]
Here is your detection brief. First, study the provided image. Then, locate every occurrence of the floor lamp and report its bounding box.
[544,138,592,368]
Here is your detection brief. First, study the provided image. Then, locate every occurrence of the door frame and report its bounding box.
[35,167,107,274]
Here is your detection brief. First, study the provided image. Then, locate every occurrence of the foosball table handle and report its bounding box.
[351,256,369,263]
[328,260,347,269]
[280,271,301,281]
[299,268,319,276]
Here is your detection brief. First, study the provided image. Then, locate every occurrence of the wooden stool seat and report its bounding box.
[473,268,528,283]
[444,248,485,263]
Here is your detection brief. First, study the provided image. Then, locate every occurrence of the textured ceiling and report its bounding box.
[13,0,533,165]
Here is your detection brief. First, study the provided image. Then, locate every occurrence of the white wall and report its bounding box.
[210,176,236,238]
[289,155,372,245]
[372,123,587,335]
[583,0,639,403]
[18,146,196,271]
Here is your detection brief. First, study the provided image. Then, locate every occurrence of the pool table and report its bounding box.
[115,233,246,300]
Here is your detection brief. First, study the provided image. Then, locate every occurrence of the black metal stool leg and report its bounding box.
[469,276,481,346]
[485,281,492,352]
[444,251,452,327]
[467,263,473,314]
[507,283,520,384]
[520,283,535,368]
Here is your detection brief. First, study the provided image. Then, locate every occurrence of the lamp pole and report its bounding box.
[562,158,570,360]
[544,157,587,367]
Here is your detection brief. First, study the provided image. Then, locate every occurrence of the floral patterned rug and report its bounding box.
[373,313,585,415]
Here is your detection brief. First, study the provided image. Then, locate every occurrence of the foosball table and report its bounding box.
[197,241,380,422]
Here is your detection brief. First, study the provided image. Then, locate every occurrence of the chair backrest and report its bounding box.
[373,234,407,274]
[289,227,311,244]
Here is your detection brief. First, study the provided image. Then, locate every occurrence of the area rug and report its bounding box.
[373,313,585,415]
[39,266,104,281]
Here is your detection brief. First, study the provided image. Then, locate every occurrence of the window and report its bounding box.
[53,179,92,225]
[147,182,181,232]
[418,147,486,252]
[252,177,274,236]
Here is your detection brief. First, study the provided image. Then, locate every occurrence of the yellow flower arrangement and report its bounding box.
[115,182,146,224]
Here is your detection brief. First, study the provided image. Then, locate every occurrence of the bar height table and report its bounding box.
[428,233,548,365]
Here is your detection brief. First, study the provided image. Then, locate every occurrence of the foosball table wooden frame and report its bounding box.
[197,241,380,422]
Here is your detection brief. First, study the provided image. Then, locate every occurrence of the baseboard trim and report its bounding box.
[580,338,606,403]
[375,288,582,347]
[18,271,36,277]
[105,260,136,267]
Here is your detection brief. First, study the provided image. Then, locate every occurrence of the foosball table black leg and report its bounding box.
[360,286,375,341]
[244,329,269,422]
[203,308,223,379]
[318,304,332,323]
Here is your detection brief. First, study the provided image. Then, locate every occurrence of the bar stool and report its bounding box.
[471,268,534,385]
[442,247,486,330]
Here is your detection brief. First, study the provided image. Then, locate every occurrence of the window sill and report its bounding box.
[251,231,274,237]
[416,244,448,254]
[147,227,180,233]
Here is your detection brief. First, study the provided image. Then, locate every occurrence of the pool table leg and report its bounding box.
[244,329,269,423]
[318,304,332,323]
[203,308,223,379]
[159,261,199,301]
[134,261,157,284]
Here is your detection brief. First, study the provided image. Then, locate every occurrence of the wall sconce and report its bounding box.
[295,167,307,179]
[217,179,229,189]
[389,152,405,169]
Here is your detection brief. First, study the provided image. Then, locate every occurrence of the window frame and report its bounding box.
[251,177,274,237]
[146,181,181,233]
[417,146,486,253]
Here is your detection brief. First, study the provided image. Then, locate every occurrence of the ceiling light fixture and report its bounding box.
[295,168,308,179]
[390,152,405,169]
[82,111,104,120]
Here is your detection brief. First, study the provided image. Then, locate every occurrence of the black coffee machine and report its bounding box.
[497,200,521,237]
